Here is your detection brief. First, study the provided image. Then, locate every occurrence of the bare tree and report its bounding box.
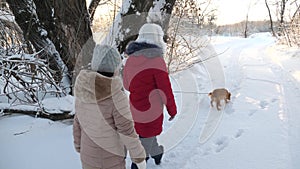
[285,0,300,46]
[290,0,300,22]
[0,6,71,114]
[33,0,95,80]
[196,0,217,28]
[165,0,217,73]
[244,0,261,38]
[275,0,289,36]
[270,0,300,46]
[279,0,288,24]
[6,0,95,91]
[2,0,95,114]
[89,0,103,24]
[265,0,276,36]
[244,3,250,38]
[6,0,67,84]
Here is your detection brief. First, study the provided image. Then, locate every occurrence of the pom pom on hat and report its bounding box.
[91,44,121,73]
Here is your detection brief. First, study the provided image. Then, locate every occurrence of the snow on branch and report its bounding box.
[1,7,71,113]
[0,51,68,107]
[0,1,74,119]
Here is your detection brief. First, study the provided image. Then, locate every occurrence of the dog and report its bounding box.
[208,88,231,111]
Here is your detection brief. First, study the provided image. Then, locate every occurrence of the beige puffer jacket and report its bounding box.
[73,70,145,169]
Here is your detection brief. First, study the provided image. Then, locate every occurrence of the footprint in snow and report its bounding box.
[248,109,257,116]
[234,129,244,139]
[259,100,269,109]
[214,136,229,153]
[224,102,234,115]
[168,151,176,159]
[202,147,212,156]
[271,98,278,103]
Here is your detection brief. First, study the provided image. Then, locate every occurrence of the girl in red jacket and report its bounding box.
[123,23,177,169]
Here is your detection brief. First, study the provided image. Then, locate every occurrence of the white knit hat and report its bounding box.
[91,44,121,73]
[136,23,165,49]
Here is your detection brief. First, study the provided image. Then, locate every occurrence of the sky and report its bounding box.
[86,0,273,25]
[87,0,298,26]
[214,0,270,25]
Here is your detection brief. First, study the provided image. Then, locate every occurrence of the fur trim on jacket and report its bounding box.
[125,42,163,58]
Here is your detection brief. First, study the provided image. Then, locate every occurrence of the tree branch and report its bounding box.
[1,108,74,121]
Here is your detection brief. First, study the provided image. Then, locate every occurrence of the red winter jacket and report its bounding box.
[123,42,177,138]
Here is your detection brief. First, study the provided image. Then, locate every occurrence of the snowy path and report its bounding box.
[264,44,300,168]
[1,34,299,169]
[156,34,299,169]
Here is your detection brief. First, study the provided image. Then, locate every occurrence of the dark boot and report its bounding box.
[131,163,138,169]
[131,157,149,169]
[152,145,164,165]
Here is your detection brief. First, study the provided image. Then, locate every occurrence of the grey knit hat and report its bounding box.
[91,44,121,73]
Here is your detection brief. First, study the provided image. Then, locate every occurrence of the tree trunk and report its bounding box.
[265,0,276,36]
[89,0,102,24]
[244,2,254,38]
[6,0,66,84]
[33,0,95,82]
[291,4,300,23]
[280,0,287,24]
[244,13,249,38]
[104,0,176,53]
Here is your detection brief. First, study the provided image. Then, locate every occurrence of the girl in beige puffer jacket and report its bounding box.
[73,45,146,169]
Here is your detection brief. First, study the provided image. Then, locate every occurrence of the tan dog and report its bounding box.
[208,88,231,110]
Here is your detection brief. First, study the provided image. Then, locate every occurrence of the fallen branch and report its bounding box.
[1,108,74,121]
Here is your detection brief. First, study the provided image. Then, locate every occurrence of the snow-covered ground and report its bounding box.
[1,33,300,169]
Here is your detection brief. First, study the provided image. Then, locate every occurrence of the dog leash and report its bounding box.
[173,91,209,95]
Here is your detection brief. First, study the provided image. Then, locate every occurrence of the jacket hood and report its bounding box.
[125,42,163,58]
[74,70,123,103]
